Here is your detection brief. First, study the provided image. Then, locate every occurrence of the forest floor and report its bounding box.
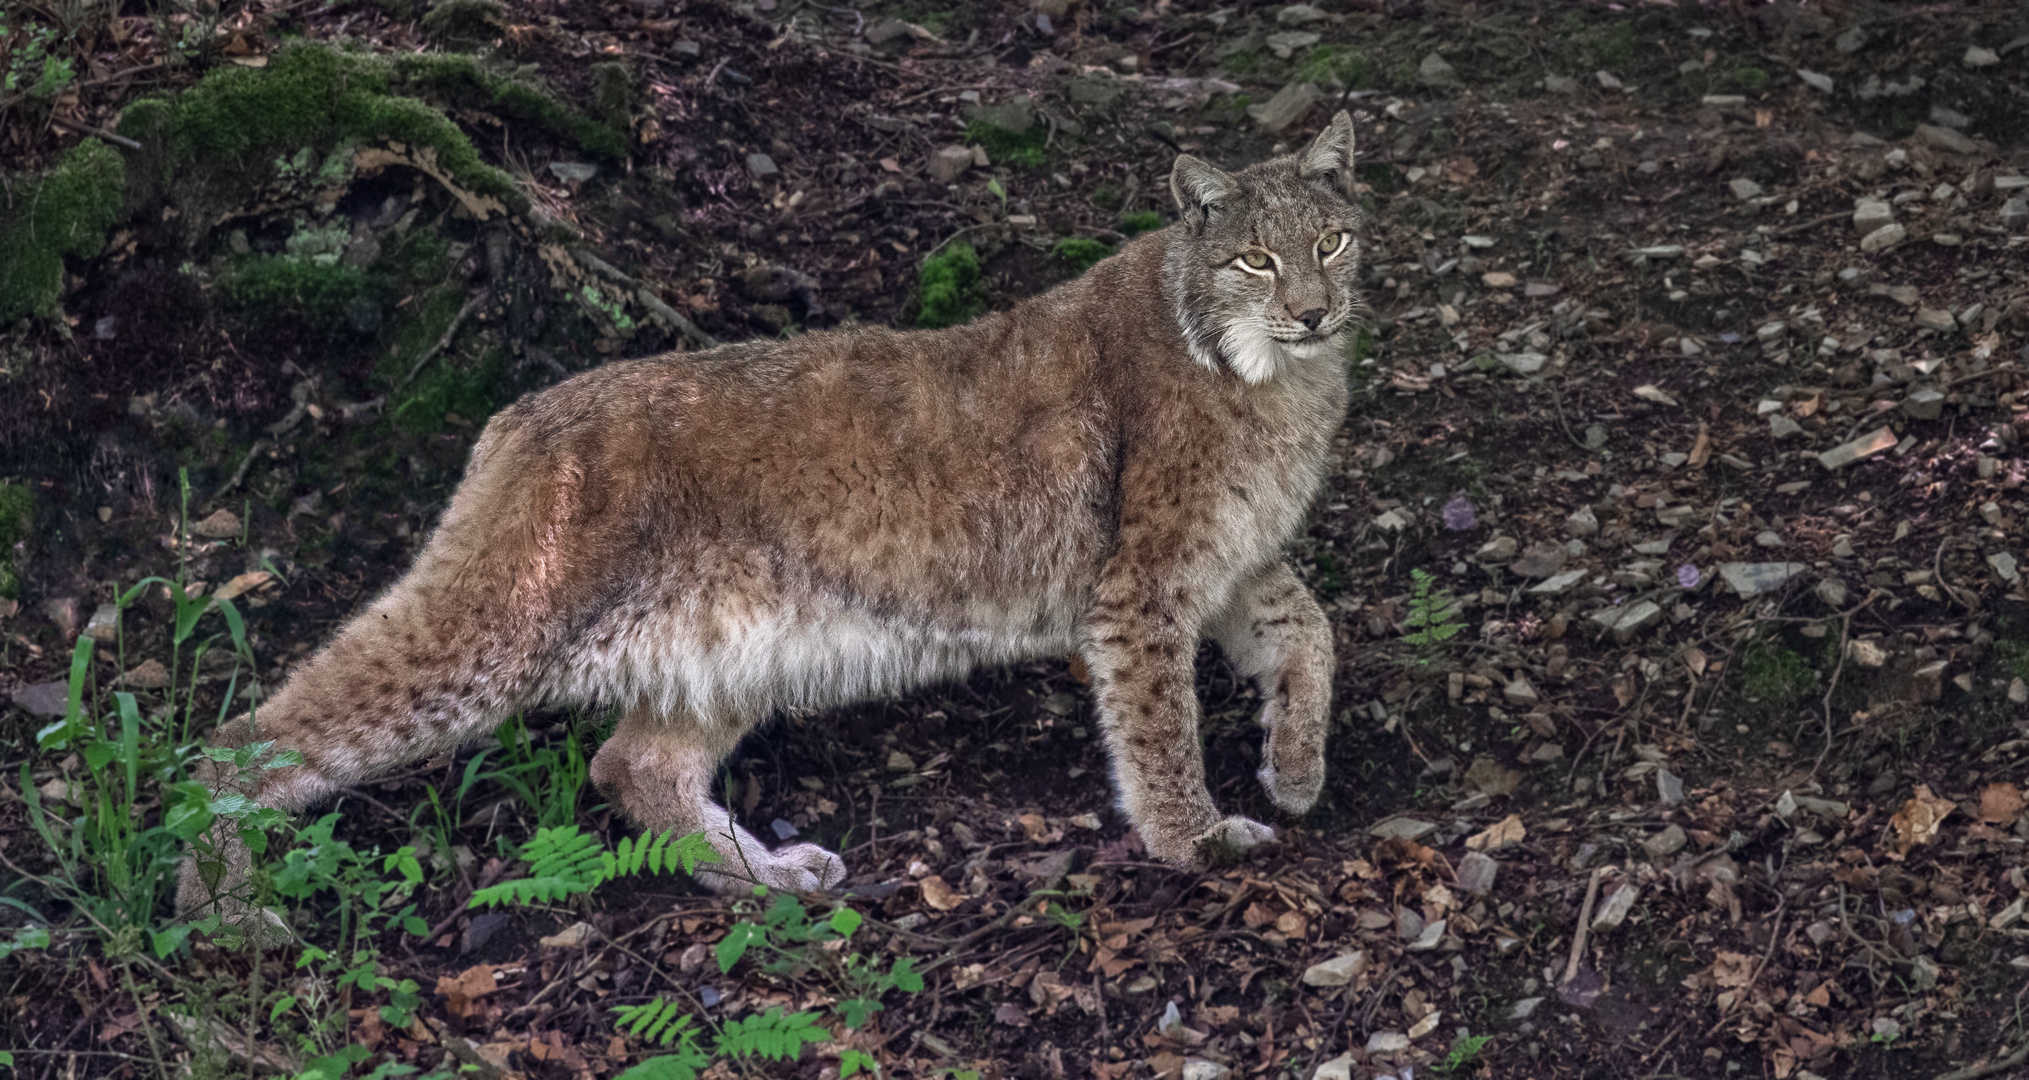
[5,1,2029,1078]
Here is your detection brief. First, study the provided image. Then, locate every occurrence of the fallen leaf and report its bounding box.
[1462,755,1521,797]
[1711,950,1756,988]
[1886,784,1953,856]
[919,875,964,911]
[1978,782,2025,826]
[1633,384,1679,406]
[879,157,901,173]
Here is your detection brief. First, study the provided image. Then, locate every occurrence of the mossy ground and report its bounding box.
[965,120,1046,169]
[1050,237,1113,274]
[914,241,986,329]
[0,141,127,324]
[0,480,31,597]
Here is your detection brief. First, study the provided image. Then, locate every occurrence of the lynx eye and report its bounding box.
[1318,232,1343,256]
[1240,251,1272,270]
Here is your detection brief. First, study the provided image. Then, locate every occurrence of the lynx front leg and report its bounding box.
[589,706,845,893]
[1083,581,1275,869]
[1207,560,1332,815]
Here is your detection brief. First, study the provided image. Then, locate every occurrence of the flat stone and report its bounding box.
[964,96,1037,133]
[928,145,973,183]
[1456,850,1499,895]
[1530,569,1588,595]
[1990,552,2020,583]
[1860,223,1906,252]
[1497,351,1547,376]
[1755,530,1784,548]
[745,153,779,178]
[10,680,69,716]
[1596,70,1624,90]
[1729,178,1764,200]
[1657,767,1685,806]
[1769,415,1803,439]
[1475,536,1518,562]
[1903,388,1945,419]
[1914,308,1956,332]
[1543,74,1578,94]
[548,161,598,183]
[1852,199,1893,231]
[83,602,118,640]
[1481,271,1517,288]
[1510,996,1545,1020]
[1504,677,1540,706]
[1511,542,1570,578]
[1275,4,1329,25]
[1589,599,1662,642]
[1869,283,1921,306]
[1312,1053,1357,1080]
[1566,506,1599,537]
[1367,1031,1411,1054]
[1592,882,1639,930]
[191,508,242,539]
[2002,198,2029,232]
[1916,124,1978,154]
[1246,81,1322,132]
[1642,824,1687,858]
[1995,175,2029,191]
[1910,659,1949,703]
[1818,428,1898,469]
[1418,52,1458,86]
[1368,817,1438,842]
[1719,562,1807,596]
[1818,578,1850,606]
[1965,45,2000,67]
[1182,1061,1231,1080]
[540,921,597,948]
[1263,30,1321,58]
[1525,281,1561,297]
[1796,68,1833,93]
[1301,950,1369,987]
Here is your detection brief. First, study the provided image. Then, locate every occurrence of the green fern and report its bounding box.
[468,826,719,909]
[612,999,829,1076]
[1401,567,1465,650]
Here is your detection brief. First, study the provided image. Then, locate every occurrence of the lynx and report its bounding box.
[180,112,1364,919]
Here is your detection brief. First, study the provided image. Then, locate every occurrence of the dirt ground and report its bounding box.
[5,1,2029,1078]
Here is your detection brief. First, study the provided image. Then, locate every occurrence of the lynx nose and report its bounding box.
[1292,307,1326,331]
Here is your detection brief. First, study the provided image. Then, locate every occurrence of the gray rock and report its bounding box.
[1929,105,1972,130]
[745,153,779,178]
[1796,69,1834,93]
[1182,1060,1231,1080]
[1852,199,1893,231]
[1768,415,1803,440]
[83,602,118,640]
[2002,198,2029,232]
[1729,178,1764,200]
[1369,817,1438,841]
[864,17,916,44]
[1990,552,2020,583]
[1476,536,1518,562]
[1914,308,1956,333]
[1817,428,1898,469]
[1301,950,1368,987]
[1589,600,1662,641]
[1498,351,1547,375]
[1418,52,1459,87]
[1263,30,1320,58]
[1718,562,1807,596]
[549,161,598,183]
[928,145,974,183]
[1511,542,1570,579]
[11,680,69,717]
[1916,124,1978,155]
[1903,388,1944,419]
[1656,767,1684,806]
[1275,4,1329,25]
[1835,26,1867,53]
[1457,850,1499,895]
[1066,77,1120,105]
[1543,74,1578,94]
[1566,506,1598,537]
[1963,45,1999,68]
[965,96,1037,133]
[1817,578,1850,607]
[1595,70,1624,91]
[1510,996,1545,1020]
[1530,568,1587,595]
[1246,81,1322,132]
[1860,223,1906,252]
[1642,824,1687,858]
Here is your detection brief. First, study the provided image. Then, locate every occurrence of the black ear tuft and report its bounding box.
[1170,154,1242,235]
[1299,110,1358,198]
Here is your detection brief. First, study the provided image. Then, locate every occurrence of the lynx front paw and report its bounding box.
[698,841,847,894]
[1193,815,1277,865]
[1259,757,1323,815]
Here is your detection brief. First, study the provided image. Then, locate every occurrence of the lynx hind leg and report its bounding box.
[1208,561,1333,816]
[590,707,846,894]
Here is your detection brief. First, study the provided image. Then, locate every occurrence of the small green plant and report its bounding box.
[915,240,986,328]
[1297,44,1371,88]
[1051,237,1113,274]
[581,282,637,333]
[1741,638,1814,705]
[1119,210,1164,237]
[1436,1033,1493,1074]
[964,119,1045,169]
[1,16,77,102]
[986,175,1007,212]
[1401,568,1465,658]
[1734,66,1769,92]
[0,138,126,324]
[1221,50,1259,76]
[464,713,591,829]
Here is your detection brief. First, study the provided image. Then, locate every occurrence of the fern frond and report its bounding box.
[714,1007,830,1061]
[613,1049,710,1080]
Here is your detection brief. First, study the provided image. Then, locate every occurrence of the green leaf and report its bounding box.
[840,1048,880,1077]
[888,956,923,994]
[148,924,191,959]
[270,994,298,1023]
[716,921,763,974]
[828,907,862,939]
[835,997,882,1030]
[712,1007,829,1061]
[614,1051,709,1080]
[404,915,430,937]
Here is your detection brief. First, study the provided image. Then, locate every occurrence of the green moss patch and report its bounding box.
[1297,44,1372,88]
[1119,210,1164,237]
[914,241,985,329]
[1741,639,1815,706]
[0,141,127,324]
[965,120,1046,169]
[220,256,376,333]
[394,345,505,435]
[1051,237,1113,274]
[0,480,33,598]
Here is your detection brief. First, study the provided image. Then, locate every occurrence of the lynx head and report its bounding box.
[1163,110,1364,385]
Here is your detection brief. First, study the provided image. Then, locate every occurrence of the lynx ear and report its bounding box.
[1300,110,1358,198]
[1170,154,1241,235]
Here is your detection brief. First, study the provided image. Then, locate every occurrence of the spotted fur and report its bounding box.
[179,114,1363,922]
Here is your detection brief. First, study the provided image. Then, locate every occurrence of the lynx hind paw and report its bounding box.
[1194,816,1277,864]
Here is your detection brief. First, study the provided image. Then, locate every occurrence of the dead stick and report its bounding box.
[395,291,486,392]
[1562,866,1611,985]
